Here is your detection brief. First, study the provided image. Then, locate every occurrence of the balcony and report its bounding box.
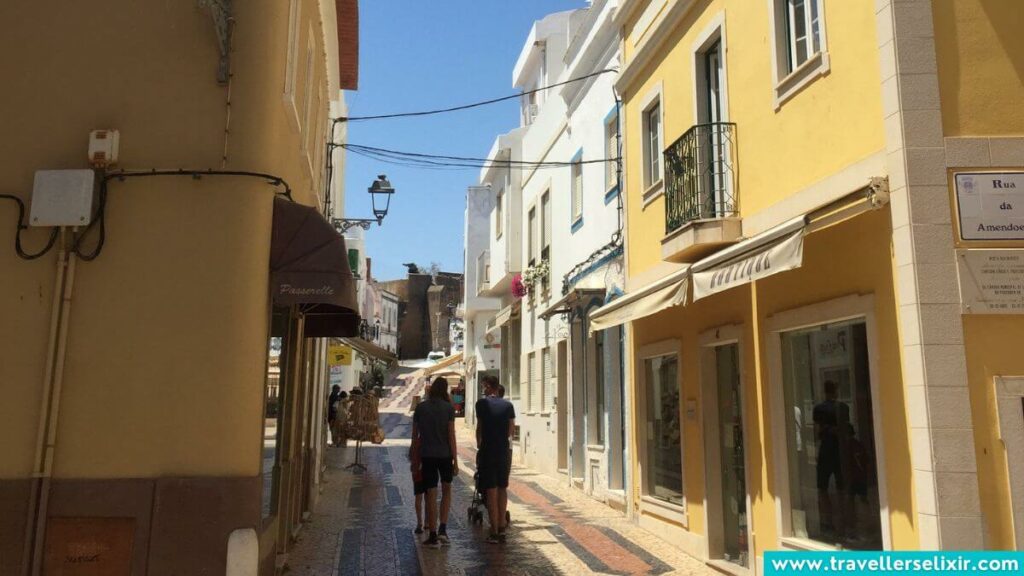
[661,122,742,263]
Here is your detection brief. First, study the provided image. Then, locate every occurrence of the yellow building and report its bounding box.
[591,0,1024,571]
[0,1,360,574]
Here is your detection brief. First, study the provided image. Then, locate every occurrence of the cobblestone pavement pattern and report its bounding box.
[286,378,716,576]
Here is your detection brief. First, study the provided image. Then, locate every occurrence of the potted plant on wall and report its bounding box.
[520,259,550,297]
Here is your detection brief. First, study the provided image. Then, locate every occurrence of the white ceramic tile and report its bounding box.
[895,262,919,306]
[913,469,937,516]
[879,39,897,83]
[945,137,992,168]
[882,75,901,119]
[876,3,894,46]
[905,383,929,428]
[884,112,905,151]
[892,223,915,267]
[887,149,908,190]
[911,427,935,472]
[899,302,923,346]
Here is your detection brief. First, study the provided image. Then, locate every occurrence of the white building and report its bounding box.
[465,1,628,509]
[378,289,400,353]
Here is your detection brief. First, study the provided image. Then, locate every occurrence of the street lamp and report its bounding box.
[332,175,395,233]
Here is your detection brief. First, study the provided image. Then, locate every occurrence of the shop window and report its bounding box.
[780,320,882,549]
[262,307,291,520]
[593,331,606,445]
[643,352,683,506]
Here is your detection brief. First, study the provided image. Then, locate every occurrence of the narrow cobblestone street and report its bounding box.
[286,380,715,575]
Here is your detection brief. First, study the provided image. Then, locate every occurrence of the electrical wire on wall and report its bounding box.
[70,169,294,262]
[0,194,60,260]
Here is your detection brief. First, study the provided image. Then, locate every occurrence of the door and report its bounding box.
[557,340,568,470]
[704,342,750,568]
[702,40,729,218]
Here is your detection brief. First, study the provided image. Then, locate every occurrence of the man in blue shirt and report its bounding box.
[475,375,515,543]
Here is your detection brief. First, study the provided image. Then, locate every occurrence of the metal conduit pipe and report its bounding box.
[22,228,78,576]
[21,228,66,574]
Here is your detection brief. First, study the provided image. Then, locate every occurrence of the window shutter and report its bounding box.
[526,352,536,412]
[572,163,583,221]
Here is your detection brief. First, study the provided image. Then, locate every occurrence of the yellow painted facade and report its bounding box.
[0,1,353,573]
[615,0,1024,565]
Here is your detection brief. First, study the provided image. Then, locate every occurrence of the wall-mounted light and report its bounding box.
[333,175,396,233]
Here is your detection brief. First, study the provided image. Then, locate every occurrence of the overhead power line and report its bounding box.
[340,143,620,171]
[336,69,617,122]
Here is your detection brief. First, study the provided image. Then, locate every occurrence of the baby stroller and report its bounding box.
[467,471,511,526]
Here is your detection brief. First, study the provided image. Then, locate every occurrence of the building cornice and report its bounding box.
[614,0,698,95]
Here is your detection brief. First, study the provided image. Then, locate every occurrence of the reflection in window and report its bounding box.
[644,354,682,506]
[781,321,882,549]
[262,310,289,520]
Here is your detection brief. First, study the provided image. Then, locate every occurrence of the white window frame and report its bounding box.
[639,83,664,205]
[570,158,583,226]
[765,293,893,551]
[282,0,302,130]
[698,324,756,571]
[767,0,830,108]
[637,339,687,527]
[605,111,619,194]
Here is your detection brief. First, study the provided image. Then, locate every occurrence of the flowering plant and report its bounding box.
[521,259,550,292]
[511,273,527,299]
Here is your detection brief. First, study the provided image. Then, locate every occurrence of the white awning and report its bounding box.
[691,224,805,302]
[539,288,605,320]
[588,266,690,332]
[486,302,520,336]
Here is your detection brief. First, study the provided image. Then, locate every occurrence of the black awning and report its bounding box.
[270,197,360,337]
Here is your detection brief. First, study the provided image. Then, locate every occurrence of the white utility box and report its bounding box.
[88,129,120,166]
[30,170,95,227]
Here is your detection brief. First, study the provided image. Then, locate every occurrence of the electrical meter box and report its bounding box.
[30,170,95,227]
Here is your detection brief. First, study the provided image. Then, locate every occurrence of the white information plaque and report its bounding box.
[955,172,1024,240]
[956,249,1024,314]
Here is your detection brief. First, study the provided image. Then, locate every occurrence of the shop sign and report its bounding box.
[328,344,352,366]
[692,231,804,301]
[956,249,1024,314]
[955,172,1024,240]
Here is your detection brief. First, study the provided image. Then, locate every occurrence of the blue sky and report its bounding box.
[343,0,587,281]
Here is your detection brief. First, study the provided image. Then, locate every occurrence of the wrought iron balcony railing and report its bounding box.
[663,122,738,235]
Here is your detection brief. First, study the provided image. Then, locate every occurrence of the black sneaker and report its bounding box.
[422,534,441,548]
[437,532,450,546]
[414,525,423,535]
[497,529,507,543]
[485,533,501,545]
